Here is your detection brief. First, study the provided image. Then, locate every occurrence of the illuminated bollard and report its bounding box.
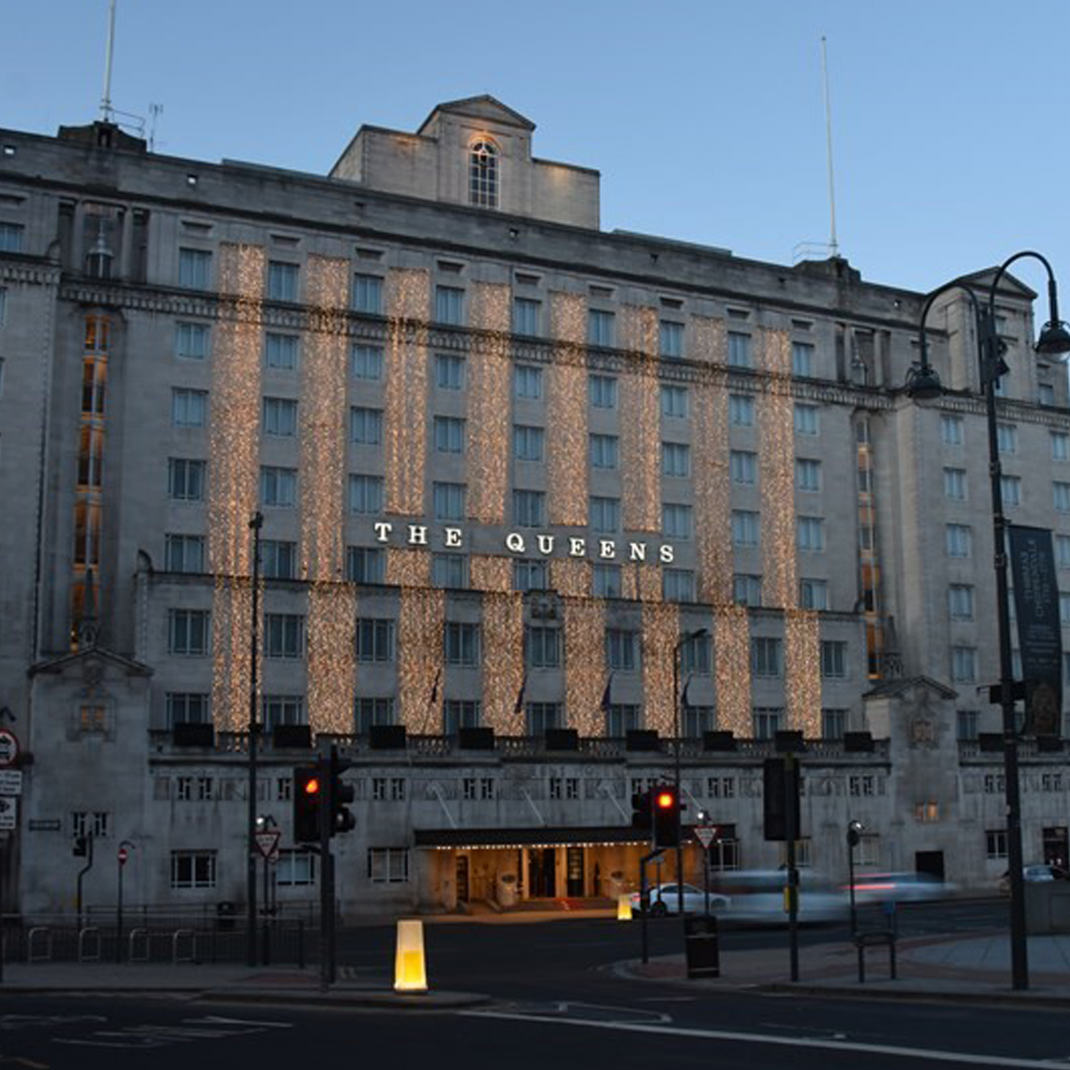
[394,918,428,992]
[617,894,633,921]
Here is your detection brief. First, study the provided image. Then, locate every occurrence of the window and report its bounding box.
[355,618,394,662]
[946,524,972,558]
[590,496,620,534]
[435,286,465,326]
[791,341,814,377]
[168,458,205,501]
[848,775,875,797]
[659,320,684,358]
[727,331,751,368]
[528,702,562,734]
[984,773,1006,795]
[260,539,296,580]
[729,450,756,485]
[513,297,541,336]
[1061,592,1070,626]
[263,397,297,437]
[165,534,204,573]
[589,374,617,409]
[1001,475,1021,507]
[166,692,210,726]
[707,776,736,799]
[443,700,480,734]
[432,553,468,589]
[0,288,6,327]
[751,638,782,677]
[445,622,479,666]
[0,223,25,253]
[606,629,639,671]
[526,626,561,669]
[178,248,212,289]
[350,406,383,445]
[267,261,298,302]
[433,416,466,454]
[513,425,544,461]
[261,466,297,508]
[986,830,1008,861]
[997,423,1018,455]
[943,467,967,500]
[368,847,409,883]
[914,801,940,823]
[794,403,819,435]
[948,584,975,621]
[513,489,545,527]
[1057,535,1070,569]
[372,777,405,802]
[606,704,641,736]
[350,474,383,514]
[797,516,825,552]
[956,709,980,741]
[347,546,384,584]
[662,442,691,478]
[821,640,847,678]
[795,459,821,492]
[1040,384,1057,407]
[733,573,762,607]
[168,609,210,655]
[265,614,304,658]
[680,632,711,674]
[470,140,498,208]
[172,388,207,428]
[262,695,305,730]
[170,851,216,889]
[1053,432,1070,462]
[662,568,695,602]
[752,707,782,740]
[729,394,754,426]
[593,563,621,597]
[351,344,383,380]
[1056,483,1070,514]
[355,697,395,733]
[588,309,615,347]
[435,353,465,390]
[822,708,846,739]
[799,578,828,610]
[175,322,210,361]
[265,332,298,370]
[514,365,543,399]
[589,433,619,469]
[513,559,547,592]
[731,510,760,547]
[548,775,581,800]
[352,274,383,315]
[277,849,317,887]
[663,503,693,540]
[951,645,977,683]
[941,414,963,445]
[661,384,689,418]
[71,810,110,837]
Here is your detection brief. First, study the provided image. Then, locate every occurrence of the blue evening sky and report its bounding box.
[5,0,1070,296]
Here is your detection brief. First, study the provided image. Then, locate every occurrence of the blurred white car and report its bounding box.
[628,882,730,917]
[711,870,847,925]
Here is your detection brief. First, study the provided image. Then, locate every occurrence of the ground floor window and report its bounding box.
[368,847,409,883]
[986,829,1008,860]
[276,849,317,886]
[170,850,216,889]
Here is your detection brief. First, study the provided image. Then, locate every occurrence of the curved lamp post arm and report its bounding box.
[987,251,1070,357]
[908,278,984,399]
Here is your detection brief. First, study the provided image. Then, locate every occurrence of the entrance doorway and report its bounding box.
[455,855,470,903]
[528,848,556,898]
[915,850,945,881]
[566,847,584,897]
[1043,827,1068,869]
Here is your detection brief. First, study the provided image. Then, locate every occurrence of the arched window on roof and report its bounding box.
[469,140,498,208]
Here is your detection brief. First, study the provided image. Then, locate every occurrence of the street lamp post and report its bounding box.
[846,820,863,938]
[909,253,1070,991]
[246,511,264,967]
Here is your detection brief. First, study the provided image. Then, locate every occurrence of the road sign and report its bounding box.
[0,771,22,796]
[118,846,129,866]
[255,829,281,860]
[0,797,17,831]
[694,825,717,849]
[0,730,18,768]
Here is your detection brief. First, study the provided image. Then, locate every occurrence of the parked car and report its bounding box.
[709,870,847,925]
[849,872,954,904]
[628,882,731,917]
[998,864,1069,895]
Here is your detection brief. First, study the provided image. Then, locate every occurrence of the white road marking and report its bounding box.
[462,1008,1064,1068]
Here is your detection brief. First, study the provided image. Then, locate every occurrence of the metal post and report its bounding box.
[703,842,711,916]
[318,754,332,993]
[116,855,123,964]
[785,753,799,982]
[76,833,95,932]
[672,647,683,919]
[246,511,263,968]
[848,835,857,939]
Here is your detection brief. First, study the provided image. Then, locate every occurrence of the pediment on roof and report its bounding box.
[862,674,957,701]
[418,95,535,135]
[30,644,152,679]
[956,268,1037,301]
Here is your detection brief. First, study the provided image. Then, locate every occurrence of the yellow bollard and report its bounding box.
[394,918,428,992]
[617,894,633,921]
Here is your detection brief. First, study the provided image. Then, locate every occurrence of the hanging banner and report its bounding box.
[1008,525,1062,736]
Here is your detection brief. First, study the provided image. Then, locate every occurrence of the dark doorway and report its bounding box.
[528,847,556,898]
[566,847,585,897]
[455,855,469,903]
[915,850,945,881]
[1043,827,1068,869]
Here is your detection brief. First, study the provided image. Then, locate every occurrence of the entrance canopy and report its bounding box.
[414,826,650,850]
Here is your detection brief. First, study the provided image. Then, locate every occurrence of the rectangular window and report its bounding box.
[350,406,383,445]
[262,695,305,730]
[350,474,384,514]
[262,397,298,437]
[946,523,972,558]
[588,309,615,347]
[514,365,543,399]
[276,849,317,887]
[355,618,395,662]
[663,503,693,540]
[730,450,757,485]
[165,534,205,573]
[265,332,298,370]
[178,248,212,289]
[175,322,210,361]
[347,546,385,584]
[680,632,711,674]
[593,563,621,597]
[943,467,967,500]
[265,614,304,658]
[512,489,545,527]
[355,697,395,733]
[952,645,977,683]
[590,496,620,534]
[797,516,825,552]
[513,559,548,592]
[170,851,216,889]
[948,584,975,621]
[957,709,980,741]
[168,458,205,501]
[166,692,210,726]
[731,510,760,547]
[513,425,545,461]
[435,353,465,390]
[733,573,762,607]
[432,553,468,589]
[0,223,25,253]
[822,708,846,740]
[168,609,210,655]
[513,297,541,336]
[727,331,751,368]
[799,578,828,610]
[433,416,466,454]
[528,702,562,734]
[791,341,814,377]
[795,458,821,492]
[997,422,1018,455]
[1001,475,1021,507]
[261,539,297,580]
[606,704,641,736]
[662,568,695,603]
[605,629,639,671]
[1060,592,1070,626]
[1040,384,1057,407]
[659,320,684,358]
[1056,483,1070,514]
[1053,432,1070,461]
[941,414,963,446]
[707,776,736,799]
[1057,535,1070,569]
[351,344,383,380]
[821,640,847,678]
[435,286,465,325]
[443,700,481,734]
[368,847,409,884]
[589,374,618,409]
[526,626,561,669]
[352,274,383,315]
[729,394,754,426]
[267,261,299,302]
[986,829,1008,860]
[661,384,689,418]
[914,802,940,823]
[445,622,479,666]
[261,466,297,508]
[589,433,619,469]
[751,638,782,677]
[753,707,783,740]
[172,388,208,428]
[794,403,819,435]
[662,442,691,478]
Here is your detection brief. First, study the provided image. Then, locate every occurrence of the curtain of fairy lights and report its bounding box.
[641,602,680,735]
[470,554,512,593]
[550,558,591,598]
[482,591,525,735]
[384,269,429,517]
[468,282,511,524]
[785,608,822,737]
[564,597,606,736]
[209,243,265,732]
[387,549,443,734]
[714,605,752,735]
[547,292,589,526]
[302,256,355,734]
[620,305,661,533]
[622,563,663,602]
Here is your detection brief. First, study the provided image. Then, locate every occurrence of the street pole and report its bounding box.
[847,821,861,939]
[246,511,263,968]
[672,646,684,919]
[785,752,799,982]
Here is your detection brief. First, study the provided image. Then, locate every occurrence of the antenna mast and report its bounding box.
[100,0,117,122]
[821,35,839,258]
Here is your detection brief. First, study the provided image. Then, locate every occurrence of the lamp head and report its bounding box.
[1035,319,1070,357]
[905,362,943,400]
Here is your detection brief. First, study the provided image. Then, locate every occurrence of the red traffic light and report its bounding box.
[655,790,675,809]
[304,776,322,796]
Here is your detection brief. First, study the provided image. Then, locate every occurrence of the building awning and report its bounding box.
[414,826,650,850]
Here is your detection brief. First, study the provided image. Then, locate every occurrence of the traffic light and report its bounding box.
[763,757,800,841]
[294,765,323,843]
[653,784,682,848]
[631,789,652,835]
[330,751,356,836]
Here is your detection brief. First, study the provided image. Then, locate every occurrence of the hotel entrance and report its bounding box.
[527,847,556,898]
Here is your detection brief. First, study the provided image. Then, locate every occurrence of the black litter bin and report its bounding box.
[684,914,720,979]
[216,901,237,931]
